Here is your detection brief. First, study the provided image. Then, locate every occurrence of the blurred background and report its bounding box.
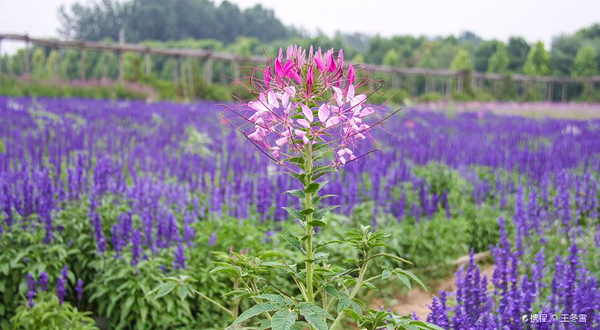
[0,0,599,103]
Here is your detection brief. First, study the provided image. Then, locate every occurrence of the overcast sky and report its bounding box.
[1,0,599,54]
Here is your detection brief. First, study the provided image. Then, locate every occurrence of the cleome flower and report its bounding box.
[224,44,384,169]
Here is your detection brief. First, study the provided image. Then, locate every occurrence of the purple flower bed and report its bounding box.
[0,96,599,328]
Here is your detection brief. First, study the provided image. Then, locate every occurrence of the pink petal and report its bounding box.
[325,116,340,128]
[301,104,314,122]
[268,91,279,108]
[297,119,311,128]
[275,60,283,76]
[318,104,330,122]
[314,57,325,71]
[347,65,355,85]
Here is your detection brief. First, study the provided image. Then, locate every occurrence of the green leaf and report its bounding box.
[121,296,135,321]
[312,168,337,180]
[342,308,362,322]
[281,235,305,253]
[153,282,177,299]
[382,269,392,280]
[313,205,339,219]
[396,269,427,292]
[229,302,280,327]
[253,294,292,306]
[396,273,411,290]
[304,183,321,194]
[284,189,305,199]
[299,309,328,330]
[282,207,303,220]
[271,310,297,330]
[210,265,240,277]
[308,220,327,227]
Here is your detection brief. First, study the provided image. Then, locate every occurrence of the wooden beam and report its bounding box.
[562,81,567,103]
[2,33,600,87]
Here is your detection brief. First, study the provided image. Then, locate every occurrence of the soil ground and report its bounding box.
[372,266,495,320]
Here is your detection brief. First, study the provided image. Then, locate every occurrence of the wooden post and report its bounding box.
[233,60,240,80]
[24,41,31,79]
[117,51,123,82]
[561,81,567,103]
[173,56,180,85]
[446,75,452,99]
[457,73,463,93]
[204,58,213,84]
[79,48,85,80]
[145,52,151,75]
[118,28,125,82]
[547,82,554,102]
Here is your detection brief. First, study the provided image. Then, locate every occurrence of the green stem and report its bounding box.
[305,145,315,304]
[329,252,370,330]
[195,290,234,318]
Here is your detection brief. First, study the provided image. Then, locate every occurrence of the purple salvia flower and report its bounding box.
[209,231,217,247]
[173,243,186,269]
[39,271,49,292]
[131,229,142,267]
[26,273,36,308]
[75,279,84,301]
[56,277,67,305]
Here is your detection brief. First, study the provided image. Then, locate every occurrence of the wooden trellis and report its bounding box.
[1,33,599,102]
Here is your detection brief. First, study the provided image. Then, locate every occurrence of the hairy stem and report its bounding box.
[329,252,371,330]
[305,144,315,304]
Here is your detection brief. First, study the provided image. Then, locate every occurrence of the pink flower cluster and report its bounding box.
[230,45,379,167]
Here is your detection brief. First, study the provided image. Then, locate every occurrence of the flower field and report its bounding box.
[1,95,599,329]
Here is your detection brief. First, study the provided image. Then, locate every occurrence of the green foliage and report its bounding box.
[419,92,443,102]
[487,44,510,74]
[0,76,149,100]
[382,49,401,67]
[59,0,292,43]
[474,40,502,72]
[523,41,551,76]
[11,294,98,330]
[450,50,473,71]
[571,45,598,77]
[507,37,531,73]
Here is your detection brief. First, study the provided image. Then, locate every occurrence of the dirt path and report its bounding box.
[372,266,495,320]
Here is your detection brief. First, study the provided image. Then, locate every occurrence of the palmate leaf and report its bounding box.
[271,310,297,330]
[229,302,280,328]
[253,294,294,306]
[298,302,333,330]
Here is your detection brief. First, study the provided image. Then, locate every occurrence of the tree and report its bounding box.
[571,45,598,77]
[417,49,437,68]
[474,40,502,72]
[551,35,583,76]
[523,41,551,76]
[31,48,47,79]
[507,37,530,73]
[58,0,290,43]
[382,49,400,67]
[450,50,473,71]
[488,44,510,74]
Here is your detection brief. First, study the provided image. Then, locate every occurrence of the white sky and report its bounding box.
[1,0,599,54]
